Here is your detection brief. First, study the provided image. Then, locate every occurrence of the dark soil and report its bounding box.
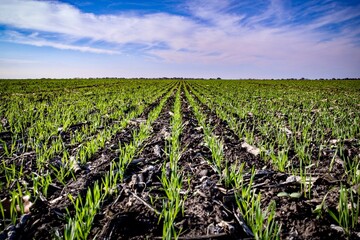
[1,83,359,240]
[88,93,175,239]
[2,92,172,240]
[187,85,359,239]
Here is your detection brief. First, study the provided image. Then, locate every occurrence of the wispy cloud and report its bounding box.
[0,0,359,78]
[2,30,121,54]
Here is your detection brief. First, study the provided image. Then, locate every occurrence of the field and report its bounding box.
[0,79,359,240]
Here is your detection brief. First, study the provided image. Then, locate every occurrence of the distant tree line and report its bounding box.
[28,77,360,81]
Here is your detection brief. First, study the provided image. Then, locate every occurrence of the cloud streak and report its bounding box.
[2,30,121,54]
[0,0,359,78]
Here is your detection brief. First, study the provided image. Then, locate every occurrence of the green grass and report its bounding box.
[0,79,359,238]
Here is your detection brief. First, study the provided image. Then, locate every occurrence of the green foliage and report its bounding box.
[328,186,360,236]
[160,88,186,240]
[1,79,359,237]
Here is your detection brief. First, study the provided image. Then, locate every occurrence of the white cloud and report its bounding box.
[0,0,197,48]
[2,30,121,54]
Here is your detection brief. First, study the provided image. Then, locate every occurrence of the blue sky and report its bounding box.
[0,0,359,79]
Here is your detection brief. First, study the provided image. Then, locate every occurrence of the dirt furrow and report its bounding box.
[186,83,269,171]
[189,83,350,179]
[14,92,173,240]
[88,95,175,239]
[176,90,251,239]
[185,83,349,239]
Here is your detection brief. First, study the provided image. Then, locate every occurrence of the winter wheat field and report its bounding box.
[0,79,359,240]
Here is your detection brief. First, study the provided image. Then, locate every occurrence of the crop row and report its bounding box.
[64,83,178,239]
[0,79,359,239]
[0,79,176,235]
[186,80,360,238]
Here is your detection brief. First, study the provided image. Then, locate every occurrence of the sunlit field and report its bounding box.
[0,79,359,239]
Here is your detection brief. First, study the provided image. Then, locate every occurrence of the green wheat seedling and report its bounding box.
[49,163,69,186]
[160,161,184,240]
[0,200,5,225]
[226,162,245,188]
[159,88,186,240]
[345,155,360,185]
[233,168,280,240]
[102,163,120,195]
[295,166,313,199]
[117,142,137,179]
[204,134,224,176]
[0,138,17,157]
[31,172,52,197]
[7,187,26,225]
[2,161,17,188]
[184,85,228,184]
[247,194,281,240]
[65,182,103,240]
[328,186,360,236]
[269,148,289,172]
[9,191,19,225]
[312,188,335,220]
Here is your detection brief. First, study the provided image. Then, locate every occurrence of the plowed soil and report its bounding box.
[1,84,359,240]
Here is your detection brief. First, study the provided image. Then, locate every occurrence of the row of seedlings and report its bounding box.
[184,83,280,239]
[0,81,175,234]
[63,83,178,239]
[188,80,359,238]
[159,87,187,239]
[190,80,359,178]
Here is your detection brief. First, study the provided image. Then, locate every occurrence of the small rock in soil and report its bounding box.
[330,224,345,234]
[153,145,161,157]
[7,230,17,240]
[198,169,208,177]
[5,225,15,232]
